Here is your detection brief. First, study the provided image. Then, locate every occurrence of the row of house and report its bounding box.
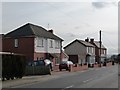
[64,38,107,65]
[1,23,107,68]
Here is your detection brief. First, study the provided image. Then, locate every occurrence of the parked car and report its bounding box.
[26,59,52,75]
[59,61,73,71]
[44,59,53,71]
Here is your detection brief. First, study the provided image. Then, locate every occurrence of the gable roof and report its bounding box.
[78,40,95,47]
[94,41,106,49]
[5,23,63,41]
[64,39,95,49]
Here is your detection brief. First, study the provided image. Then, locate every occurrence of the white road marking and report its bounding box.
[61,85,74,90]
[83,78,93,83]
[65,85,74,88]
[81,71,86,73]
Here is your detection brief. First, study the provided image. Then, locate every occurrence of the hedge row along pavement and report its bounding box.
[1,53,26,81]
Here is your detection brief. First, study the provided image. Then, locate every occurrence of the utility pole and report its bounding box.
[99,30,102,67]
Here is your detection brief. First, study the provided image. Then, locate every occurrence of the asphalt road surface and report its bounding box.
[11,65,118,89]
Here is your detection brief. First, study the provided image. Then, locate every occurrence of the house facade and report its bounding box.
[90,38,107,63]
[64,39,95,65]
[3,23,63,66]
[0,34,4,52]
[61,51,69,61]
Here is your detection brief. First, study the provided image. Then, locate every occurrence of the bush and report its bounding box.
[25,65,51,75]
[2,53,26,81]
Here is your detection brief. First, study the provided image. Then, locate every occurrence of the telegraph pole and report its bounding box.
[99,30,102,67]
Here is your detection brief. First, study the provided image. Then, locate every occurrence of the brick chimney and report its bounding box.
[90,38,94,43]
[85,38,89,42]
[48,29,53,33]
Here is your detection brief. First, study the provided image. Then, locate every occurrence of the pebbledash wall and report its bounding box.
[34,37,61,61]
[34,37,60,54]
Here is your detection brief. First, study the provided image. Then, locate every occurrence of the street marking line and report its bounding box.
[81,71,86,73]
[61,85,74,90]
[66,85,74,88]
[83,78,93,83]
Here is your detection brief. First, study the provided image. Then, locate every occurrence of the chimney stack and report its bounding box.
[90,38,94,43]
[85,37,89,42]
[48,29,53,33]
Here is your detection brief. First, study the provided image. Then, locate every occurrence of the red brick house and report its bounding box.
[0,34,4,52]
[3,23,63,66]
[89,38,107,63]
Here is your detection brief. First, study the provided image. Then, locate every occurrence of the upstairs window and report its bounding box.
[55,41,60,49]
[37,38,44,47]
[14,39,18,48]
[87,47,89,53]
[49,40,53,48]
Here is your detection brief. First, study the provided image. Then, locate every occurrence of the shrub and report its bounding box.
[2,53,26,81]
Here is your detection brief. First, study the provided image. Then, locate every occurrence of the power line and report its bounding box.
[102,32,118,52]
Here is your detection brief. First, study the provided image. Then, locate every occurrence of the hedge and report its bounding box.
[2,53,26,81]
[25,65,51,75]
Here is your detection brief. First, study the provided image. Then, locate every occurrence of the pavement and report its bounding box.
[8,65,118,88]
[2,70,70,88]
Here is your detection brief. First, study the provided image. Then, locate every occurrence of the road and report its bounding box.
[8,65,118,89]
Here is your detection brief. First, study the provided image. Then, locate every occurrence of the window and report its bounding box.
[87,47,89,53]
[50,40,53,48]
[14,39,18,48]
[91,48,94,53]
[37,38,44,47]
[104,50,106,54]
[55,58,60,64]
[55,41,60,49]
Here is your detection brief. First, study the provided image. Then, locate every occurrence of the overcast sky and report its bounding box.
[1,0,119,55]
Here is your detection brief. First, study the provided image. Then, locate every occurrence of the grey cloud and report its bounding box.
[92,2,108,9]
[92,2,117,9]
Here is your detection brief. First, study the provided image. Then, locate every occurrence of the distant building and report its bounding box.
[61,51,69,61]
[64,39,95,65]
[89,38,107,63]
[3,23,63,66]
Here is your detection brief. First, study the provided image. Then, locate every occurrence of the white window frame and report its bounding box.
[91,47,94,53]
[37,37,44,47]
[14,39,18,48]
[49,40,53,48]
[55,41,60,49]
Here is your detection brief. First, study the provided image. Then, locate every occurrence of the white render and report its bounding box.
[34,37,61,53]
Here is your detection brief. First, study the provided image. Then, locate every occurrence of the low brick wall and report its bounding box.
[107,62,112,66]
[70,64,88,72]
[53,62,114,72]
[53,65,59,71]
[94,64,99,68]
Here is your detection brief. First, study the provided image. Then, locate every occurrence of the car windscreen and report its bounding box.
[36,60,45,66]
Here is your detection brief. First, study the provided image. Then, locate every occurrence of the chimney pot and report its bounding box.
[90,39,94,43]
[48,29,53,33]
[85,38,89,42]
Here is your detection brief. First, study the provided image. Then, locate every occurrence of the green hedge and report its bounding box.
[2,53,26,81]
[25,66,51,75]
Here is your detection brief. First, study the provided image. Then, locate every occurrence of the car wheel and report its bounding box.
[60,69,62,71]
